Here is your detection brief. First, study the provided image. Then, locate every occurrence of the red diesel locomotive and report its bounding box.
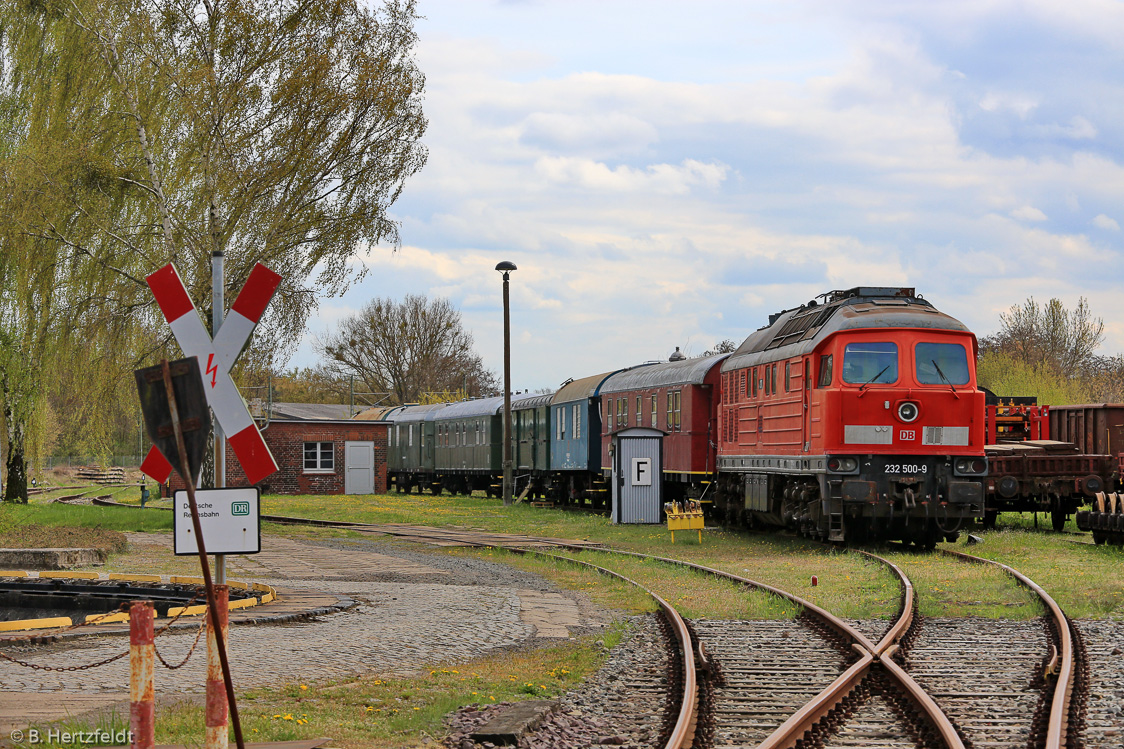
[711,287,987,547]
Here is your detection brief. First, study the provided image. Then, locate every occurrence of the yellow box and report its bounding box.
[666,513,704,531]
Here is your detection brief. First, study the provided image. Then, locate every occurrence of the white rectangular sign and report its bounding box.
[631,457,653,486]
[174,487,261,556]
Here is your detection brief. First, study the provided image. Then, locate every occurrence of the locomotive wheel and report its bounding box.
[1051,508,1066,532]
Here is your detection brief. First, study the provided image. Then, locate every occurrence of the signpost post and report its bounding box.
[136,261,282,749]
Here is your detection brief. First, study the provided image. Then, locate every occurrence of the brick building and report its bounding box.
[168,403,389,496]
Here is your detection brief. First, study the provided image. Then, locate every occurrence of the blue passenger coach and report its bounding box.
[548,370,624,507]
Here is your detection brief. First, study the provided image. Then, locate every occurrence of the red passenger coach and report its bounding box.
[713,287,987,547]
[600,351,729,498]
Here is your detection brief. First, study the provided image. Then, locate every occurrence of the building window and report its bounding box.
[304,441,333,471]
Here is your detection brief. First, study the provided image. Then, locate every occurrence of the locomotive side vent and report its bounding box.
[922,426,969,446]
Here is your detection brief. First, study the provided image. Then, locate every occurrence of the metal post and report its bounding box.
[129,601,155,749]
[160,360,245,749]
[206,585,230,749]
[496,262,516,506]
[212,250,225,585]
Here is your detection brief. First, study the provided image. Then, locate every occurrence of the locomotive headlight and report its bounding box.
[827,457,858,473]
[897,401,920,423]
[954,457,987,475]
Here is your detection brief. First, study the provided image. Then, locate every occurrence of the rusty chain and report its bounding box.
[0,647,129,672]
[0,587,211,672]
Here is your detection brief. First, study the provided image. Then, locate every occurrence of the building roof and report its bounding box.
[269,402,357,421]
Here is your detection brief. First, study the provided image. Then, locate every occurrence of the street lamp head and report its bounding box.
[495,260,517,280]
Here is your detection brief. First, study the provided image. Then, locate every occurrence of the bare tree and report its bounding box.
[980,297,1104,375]
[318,295,498,405]
[704,339,738,356]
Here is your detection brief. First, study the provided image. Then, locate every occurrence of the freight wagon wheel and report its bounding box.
[982,510,998,529]
[1051,507,1067,532]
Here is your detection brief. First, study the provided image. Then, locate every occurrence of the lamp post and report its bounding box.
[495,261,517,506]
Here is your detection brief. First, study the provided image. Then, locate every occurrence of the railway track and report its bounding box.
[83,505,1085,748]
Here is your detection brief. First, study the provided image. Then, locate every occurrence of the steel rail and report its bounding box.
[192,510,967,747]
[941,549,1075,749]
[508,548,698,749]
[550,546,964,749]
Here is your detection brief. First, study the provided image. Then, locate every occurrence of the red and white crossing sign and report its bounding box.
[140,262,283,485]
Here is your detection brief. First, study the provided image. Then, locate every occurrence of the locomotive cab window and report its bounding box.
[817,355,833,388]
[915,342,970,385]
[841,342,898,385]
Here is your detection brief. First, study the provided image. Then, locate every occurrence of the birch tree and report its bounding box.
[0,0,427,500]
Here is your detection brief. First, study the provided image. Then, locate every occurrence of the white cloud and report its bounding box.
[534,157,730,194]
[1093,214,1120,230]
[979,92,1039,118]
[1010,206,1048,221]
[287,2,1124,383]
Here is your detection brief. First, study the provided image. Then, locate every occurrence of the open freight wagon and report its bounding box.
[983,397,1122,532]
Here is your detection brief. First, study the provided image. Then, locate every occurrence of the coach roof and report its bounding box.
[601,354,728,394]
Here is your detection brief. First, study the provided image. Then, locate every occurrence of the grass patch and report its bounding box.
[263,492,1124,620]
[149,628,624,749]
[0,501,172,535]
[17,709,132,748]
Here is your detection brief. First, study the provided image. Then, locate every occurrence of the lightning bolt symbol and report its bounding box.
[206,353,218,388]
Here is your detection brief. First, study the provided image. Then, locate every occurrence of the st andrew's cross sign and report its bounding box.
[140,262,282,485]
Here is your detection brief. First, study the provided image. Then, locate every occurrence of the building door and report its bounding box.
[345,441,375,494]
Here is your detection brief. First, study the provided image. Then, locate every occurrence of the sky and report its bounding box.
[290,0,1124,393]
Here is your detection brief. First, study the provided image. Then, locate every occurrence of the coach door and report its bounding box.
[611,427,663,523]
[345,441,375,494]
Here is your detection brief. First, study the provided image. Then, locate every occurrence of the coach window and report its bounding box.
[557,407,565,440]
[651,394,658,427]
[673,390,682,430]
[304,441,333,472]
[765,364,771,395]
[573,405,581,439]
[842,342,898,385]
[666,391,673,427]
[915,342,970,385]
[621,397,628,427]
[805,359,811,390]
[636,396,642,425]
[818,355,833,388]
